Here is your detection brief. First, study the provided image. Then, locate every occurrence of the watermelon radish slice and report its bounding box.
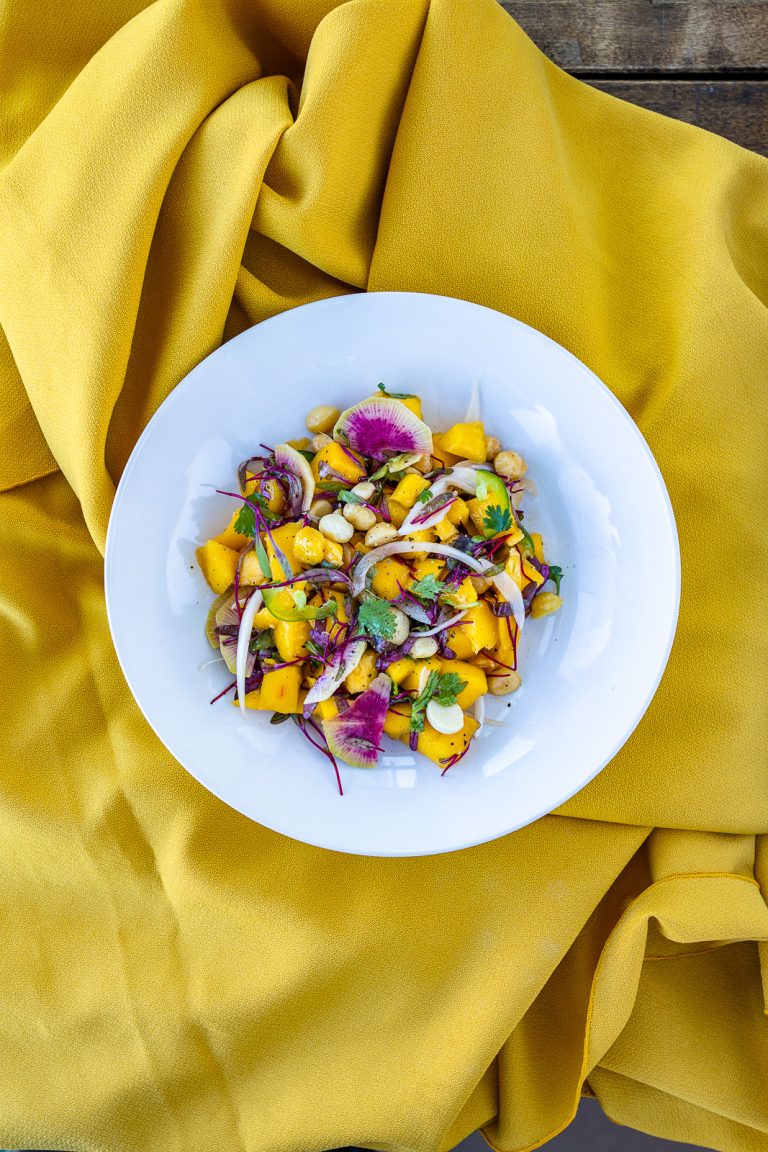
[333,396,432,459]
[321,673,392,768]
[273,443,315,513]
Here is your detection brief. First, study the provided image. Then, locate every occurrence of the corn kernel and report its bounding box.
[530,592,563,619]
[294,526,325,566]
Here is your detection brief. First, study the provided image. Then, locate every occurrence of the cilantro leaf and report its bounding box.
[234,503,256,538]
[415,488,432,504]
[409,670,467,735]
[432,671,467,706]
[357,597,397,642]
[410,574,446,603]
[377,382,416,401]
[249,628,275,653]
[518,522,535,555]
[482,504,513,535]
[548,564,563,595]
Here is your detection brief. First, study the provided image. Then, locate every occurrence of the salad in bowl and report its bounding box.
[196,386,563,792]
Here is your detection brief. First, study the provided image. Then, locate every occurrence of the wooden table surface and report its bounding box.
[500,1,767,157]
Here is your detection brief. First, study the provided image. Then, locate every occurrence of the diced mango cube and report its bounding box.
[414,715,479,766]
[384,708,411,739]
[403,655,443,692]
[446,601,498,658]
[243,476,285,514]
[196,540,239,594]
[390,473,430,509]
[371,557,411,600]
[214,510,251,551]
[386,658,414,685]
[311,440,366,486]
[532,532,545,563]
[434,517,458,542]
[442,660,487,709]
[266,522,302,579]
[259,665,302,713]
[274,618,310,662]
[314,698,339,721]
[413,558,444,583]
[240,550,269,585]
[447,497,470,527]
[439,422,487,463]
[432,433,462,469]
[442,576,476,608]
[345,647,378,694]
[387,499,409,528]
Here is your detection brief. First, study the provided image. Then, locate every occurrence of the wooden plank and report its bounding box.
[499,2,768,73]
[589,79,768,154]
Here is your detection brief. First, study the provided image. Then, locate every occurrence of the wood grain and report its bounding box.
[589,79,768,155]
[500,1,768,73]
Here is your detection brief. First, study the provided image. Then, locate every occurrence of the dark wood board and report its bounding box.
[590,79,768,154]
[500,1,768,73]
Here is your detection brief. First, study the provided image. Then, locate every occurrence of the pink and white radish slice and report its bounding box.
[274,443,315,512]
[333,396,432,458]
[303,639,368,710]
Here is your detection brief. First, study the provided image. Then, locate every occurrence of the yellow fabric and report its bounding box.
[1,0,767,1149]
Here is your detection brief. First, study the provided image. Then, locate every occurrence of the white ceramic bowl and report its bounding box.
[105,292,680,856]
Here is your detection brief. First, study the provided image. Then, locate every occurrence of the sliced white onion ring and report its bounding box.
[398,466,480,535]
[236,589,264,714]
[411,609,468,638]
[304,639,367,710]
[352,541,525,636]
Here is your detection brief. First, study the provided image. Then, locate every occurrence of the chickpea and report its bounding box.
[305,404,340,435]
[470,575,491,595]
[488,671,522,695]
[311,432,332,452]
[351,481,376,500]
[343,503,377,531]
[530,592,563,619]
[389,607,410,647]
[410,636,438,659]
[364,523,399,548]
[318,512,354,543]
[309,498,333,521]
[494,450,528,480]
[471,654,496,672]
[485,435,501,461]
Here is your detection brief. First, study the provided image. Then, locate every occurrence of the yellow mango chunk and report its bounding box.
[439,422,487,463]
[390,473,430,509]
[214,510,251,551]
[314,697,339,721]
[387,498,409,528]
[369,394,423,420]
[286,437,311,451]
[532,532,545,563]
[446,601,498,658]
[434,517,458,542]
[345,647,378,694]
[447,497,470,527]
[311,440,366,485]
[442,576,476,608]
[504,549,524,590]
[383,708,411,740]
[403,655,443,692]
[386,658,414,685]
[294,526,325,566]
[274,618,310,662]
[239,550,269,586]
[371,557,411,600]
[414,715,479,767]
[266,522,302,580]
[413,558,444,583]
[442,660,487,709]
[259,665,302,713]
[196,540,239,594]
[243,476,285,514]
[432,433,462,469]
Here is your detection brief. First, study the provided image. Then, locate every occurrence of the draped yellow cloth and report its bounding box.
[1,1,767,1150]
